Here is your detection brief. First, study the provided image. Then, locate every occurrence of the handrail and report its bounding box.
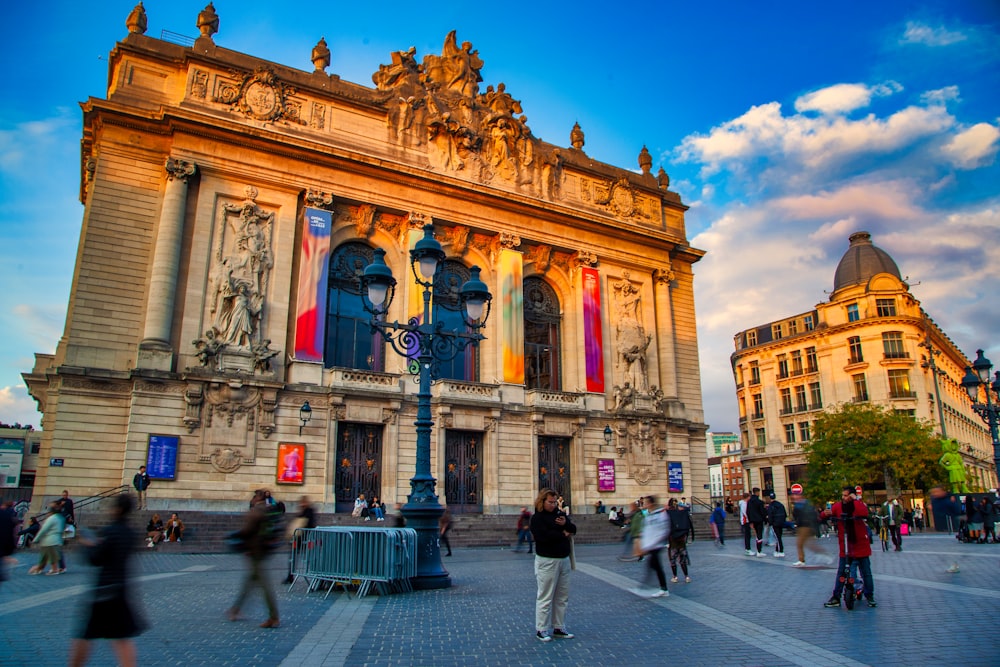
[33,484,129,522]
[688,495,715,512]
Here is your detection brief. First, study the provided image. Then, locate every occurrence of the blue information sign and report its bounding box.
[668,461,683,493]
[146,435,179,480]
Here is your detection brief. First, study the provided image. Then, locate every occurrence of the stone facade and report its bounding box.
[731,233,997,503]
[24,6,708,514]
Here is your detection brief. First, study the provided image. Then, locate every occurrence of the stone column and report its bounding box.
[138,157,197,370]
[653,265,677,397]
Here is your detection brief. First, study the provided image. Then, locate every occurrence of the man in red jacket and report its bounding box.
[824,486,876,609]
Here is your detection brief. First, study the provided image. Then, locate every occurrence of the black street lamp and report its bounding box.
[960,349,1000,485]
[362,224,492,589]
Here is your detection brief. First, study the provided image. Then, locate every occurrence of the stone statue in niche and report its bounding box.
[614,272,652,392]
[210,187,274,349]
[421,30,483,97]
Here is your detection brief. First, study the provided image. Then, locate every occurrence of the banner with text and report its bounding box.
[293,207,332,362]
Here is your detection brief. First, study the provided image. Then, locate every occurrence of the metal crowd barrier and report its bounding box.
[288,526,418,598]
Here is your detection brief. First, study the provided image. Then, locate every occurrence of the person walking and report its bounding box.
[69,493,147,667]
[28,501,65,576]
[878,498,904,551]
[439,509,453,557]
[132,466,150,510]
[0,500,15,587]
[766,492,787,558]
[739,492,751,555]
[790,484,828,566]
[618,500,644,562]
[227,491,280,628]
[529,488,577,642]
[633,495,670,597]
[709,501,726,547]
[746,488,766,557]
[514,507,533,553]
[666,498,691,583]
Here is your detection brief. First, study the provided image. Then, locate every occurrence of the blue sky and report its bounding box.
[1,1,998,433]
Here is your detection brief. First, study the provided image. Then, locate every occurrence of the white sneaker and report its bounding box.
[684,576,691,583]
[744,549,753,556]
[650,589,669,598]
[793,561,806,567]
[756,551,766,557]
[775,552,785,558]
[670,576,679,583]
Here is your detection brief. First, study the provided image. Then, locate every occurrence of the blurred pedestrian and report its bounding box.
[530,488,577,642]
[439,509,453,557]
[514,507,533,553]
[0,500,15,586]
[618,500,644,562]
[227,490,280,628]
[633,495,669,597]
[28,501,65,575]
[69,493,147,667]
[283,496,317,584]
[709,501,726,547]
[790,485,829,566]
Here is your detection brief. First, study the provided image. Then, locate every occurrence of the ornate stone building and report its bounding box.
[24,5,708,514]
[731,232,996,503]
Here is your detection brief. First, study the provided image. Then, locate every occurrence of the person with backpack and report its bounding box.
[766,492,788,558]
[226,490,280,628]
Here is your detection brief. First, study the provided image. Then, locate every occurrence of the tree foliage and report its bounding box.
[801,402,946,504]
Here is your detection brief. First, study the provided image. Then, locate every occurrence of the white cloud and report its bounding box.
[940,123,1000,169]
[900,21,967,47]
[0,385,40,429]
[921,86,960,106]
[794,82,901,115]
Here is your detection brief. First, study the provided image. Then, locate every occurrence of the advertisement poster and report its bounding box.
[597,458,616,492]
[668,461,684,493]
[146,435,179,480]
[0,438,24,488]
[277,443,305,484]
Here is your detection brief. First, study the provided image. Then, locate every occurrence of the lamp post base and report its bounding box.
[401,502,451,590]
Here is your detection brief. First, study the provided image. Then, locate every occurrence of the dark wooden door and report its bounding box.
[334,422,382,514]
[444,430,482,514]
[538,436,571,510]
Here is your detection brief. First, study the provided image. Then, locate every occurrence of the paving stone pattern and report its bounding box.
[1,533,997,666]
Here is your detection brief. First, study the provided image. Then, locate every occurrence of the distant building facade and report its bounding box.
[0,426,40,502]
[731,232,996,502]
[23,6,708,514]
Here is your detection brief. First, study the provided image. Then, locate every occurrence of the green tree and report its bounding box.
[801,402,945,504]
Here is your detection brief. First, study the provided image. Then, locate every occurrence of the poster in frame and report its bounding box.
[146,434,179,480]
[276,443,305,485]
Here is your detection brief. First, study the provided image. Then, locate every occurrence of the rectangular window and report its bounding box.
[755,428,766,447]
[789,319,799,335]
[772,323,784,340]
[750,361,760,385]
[882,331,906,359]
[852,373,869,402]
[809,382,822,409]
[847,303,860,322]
[876,298,896,317]
[805,347,818,373]
[804,314,814,331]
[777,354,788,379]
[784,423,796,444]
[798,421,811,442]
[746,330,757,347]
[791,350,803,375]
[780,388,792,414]
[752,393,764,419]
[888,369,912,398]
[848,336,864,364]
[794,385,807,411]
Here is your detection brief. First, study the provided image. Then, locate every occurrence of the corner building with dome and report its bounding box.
[731,231,997,505]
[23,5,709,516]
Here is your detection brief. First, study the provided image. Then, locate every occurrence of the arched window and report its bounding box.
[324,242,383,370]
[523,276,561,390]
[432,260,477,381]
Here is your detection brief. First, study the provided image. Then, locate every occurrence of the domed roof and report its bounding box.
[833,231,901,293]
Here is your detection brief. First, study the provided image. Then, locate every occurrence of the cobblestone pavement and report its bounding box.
[1,533,997,666]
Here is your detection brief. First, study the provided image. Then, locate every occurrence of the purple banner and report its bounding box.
[598,458,616,492]
[582,267,605,392]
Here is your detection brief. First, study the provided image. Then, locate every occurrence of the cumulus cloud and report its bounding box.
[900,21,967,47]
[794,82,902,115]
[940,123,1000,169]
[0,385,40,429]
[921,86,960,106]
